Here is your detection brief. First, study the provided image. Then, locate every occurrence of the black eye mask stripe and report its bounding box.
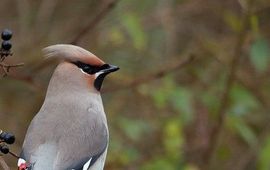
[72,61,110,75]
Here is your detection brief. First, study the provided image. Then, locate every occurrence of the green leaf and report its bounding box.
[258,136,270,170]
[163,119,183,160]
[230,85,259,116]
[200,91,219,114]
[234,120,257,146]
[120,147,140,165]
[141,157,176,170]
[108,136,139,165]
[151,76,176,108]
[121,13,147,50]
[118,117,150,141]
[152,87,169,108]
[217,145,231,161]
[250,38,270,72]
[223,11,242,32]
[109,27,125,45]
[250,15,259,36]
[183,164,200,170]
[170,87,193,124]
[227,116,257,146]
[150,78,193,123]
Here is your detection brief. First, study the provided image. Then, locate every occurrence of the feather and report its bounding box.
[42,44,104,65]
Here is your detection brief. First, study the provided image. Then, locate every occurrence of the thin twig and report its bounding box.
[0,62,24,77]
[203,6,251,169]
[103,55,195,93]
[8,151,20,159]
[70,0,118,45]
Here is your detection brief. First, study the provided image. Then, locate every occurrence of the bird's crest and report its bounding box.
[42,44,104,65]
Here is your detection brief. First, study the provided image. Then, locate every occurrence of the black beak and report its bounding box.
[94,64,119,91]
[101,64,119,74]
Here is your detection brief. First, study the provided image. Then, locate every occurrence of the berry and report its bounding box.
[1,41,12,51]
[1,29,12,40]
[0,132,15,144]
[0,145,9,154]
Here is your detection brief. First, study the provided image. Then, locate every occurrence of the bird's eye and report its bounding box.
[82,65,93,74]
[72,61,100,75]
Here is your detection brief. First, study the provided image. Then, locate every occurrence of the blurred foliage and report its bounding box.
[0,0,270,170]
[250,38,270,72]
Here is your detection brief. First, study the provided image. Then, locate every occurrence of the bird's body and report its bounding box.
[19,45,118,170]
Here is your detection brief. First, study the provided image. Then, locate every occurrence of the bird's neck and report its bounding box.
[45,64,99,98]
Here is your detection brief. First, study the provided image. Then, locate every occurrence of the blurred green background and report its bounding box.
[0,0,270,169]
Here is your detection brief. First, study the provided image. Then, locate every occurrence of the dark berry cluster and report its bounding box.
[0,29,13,61]
[0,130,15,155]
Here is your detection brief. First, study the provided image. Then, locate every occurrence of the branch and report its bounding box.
[0,62,24,77]
[70,0,118,45]
[203,5,251,169]
[103,55,195,93]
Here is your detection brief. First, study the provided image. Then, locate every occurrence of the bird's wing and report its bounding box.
[52,117,108,170]
[19,108,108,170]
[20,115,46,161]
[55,118,108,170]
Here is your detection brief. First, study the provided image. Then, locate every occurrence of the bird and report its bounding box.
[18,44,119,170]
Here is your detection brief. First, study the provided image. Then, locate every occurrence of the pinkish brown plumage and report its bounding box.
[19,44,119,170]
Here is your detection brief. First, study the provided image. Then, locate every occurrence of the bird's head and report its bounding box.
[43,44,119,92]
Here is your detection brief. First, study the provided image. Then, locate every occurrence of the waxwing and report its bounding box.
[18,44,119,170]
